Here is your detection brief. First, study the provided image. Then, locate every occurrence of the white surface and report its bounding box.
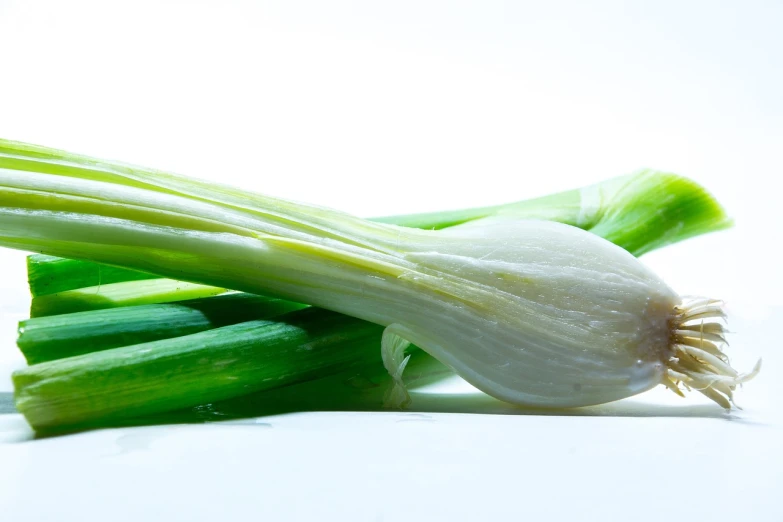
[0,1,781,520]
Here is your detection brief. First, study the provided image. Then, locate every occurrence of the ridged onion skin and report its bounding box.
[380,219,758,408]
[0,140,757,408]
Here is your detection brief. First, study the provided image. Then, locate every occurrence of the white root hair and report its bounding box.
[664,297,761,409]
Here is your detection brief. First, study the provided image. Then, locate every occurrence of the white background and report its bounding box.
[0,1,781,520]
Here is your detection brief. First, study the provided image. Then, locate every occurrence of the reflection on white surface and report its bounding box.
[0,408,779,521]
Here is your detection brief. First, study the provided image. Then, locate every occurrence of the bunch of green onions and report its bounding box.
[0,139,759,434]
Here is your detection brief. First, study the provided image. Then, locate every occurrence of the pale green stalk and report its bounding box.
[24,167,730,315]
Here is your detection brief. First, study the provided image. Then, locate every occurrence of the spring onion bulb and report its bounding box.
[0,139,758,408]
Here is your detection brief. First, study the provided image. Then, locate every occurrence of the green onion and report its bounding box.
[9,162,744,434]
[0,138,756,419]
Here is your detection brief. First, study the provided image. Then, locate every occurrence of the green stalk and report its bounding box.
[28,254,157,297]
[375,169,731,255]
[32,350,450,433]
[19,293,306,364]
[27,254,226,317]
[14,308,384,433]
[30,279,227,318]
